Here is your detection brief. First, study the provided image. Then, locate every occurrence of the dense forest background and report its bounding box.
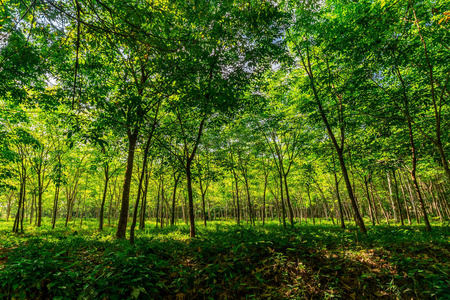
[1,0,450,238]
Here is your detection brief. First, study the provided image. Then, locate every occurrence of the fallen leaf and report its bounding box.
[374,291,388,297]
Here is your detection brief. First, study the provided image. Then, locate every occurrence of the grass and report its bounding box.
[0,218,449,299]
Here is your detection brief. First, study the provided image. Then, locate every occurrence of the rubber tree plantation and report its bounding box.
[0,0,449,299]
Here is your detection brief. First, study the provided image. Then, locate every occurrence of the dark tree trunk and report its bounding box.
[337,150,366,233]
[186,161,196,237]
[199,178,207,227]
[262,173,268,226]
[37,169,43,227]
[408,121,431,231]
[306,184,314,226]
[171,173,180,226]
[243,174,254,226]
[13,170,26,233]
[278,172,286,228]
[99,165,109,231]
[130,132,153,244]
[52,185,60,229]
[332,158,346,229]
[116,129,139,239]
[160,184,165,228]
[155,179,161,226]
[283,173,294,227]
[139,170,150,229]
[364,176,376,226]
[392,169,405,226]
[233,172,241,225]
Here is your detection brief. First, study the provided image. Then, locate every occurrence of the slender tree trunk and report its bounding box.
[171,173,180,226]
[386,171,399,224]
[336,150,366,233]
[278,172,286,228]
[20,177,26,232]
[306,184,314,226]
[186,160,196,237]
[139,170,149,229]
[243,174,254,226]
[404,172,420,224]
[52,185,60,229]
[160,185,165,228]
[181,193,186,224]
[333,171,346,229]
[283,173,294,227]
[363,176,375,226]
[130,133,153,244]
[392,169,405,226]
[37,170,43,227]
[99,165,109,231]
[199,178,207,227]
[6,191,14,222]
[116,129,139,239]
[262,173,268,226]
[30,193,35,225]
[408,122,431,231]
[233,172,241,225]
[155,180,161,226]
[13,172,25,233]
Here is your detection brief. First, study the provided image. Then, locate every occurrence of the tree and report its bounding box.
[287,4,367,233]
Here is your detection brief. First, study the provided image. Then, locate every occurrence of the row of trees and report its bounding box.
[1,0,449,239]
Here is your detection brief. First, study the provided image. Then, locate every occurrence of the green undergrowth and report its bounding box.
[0,220,449,299]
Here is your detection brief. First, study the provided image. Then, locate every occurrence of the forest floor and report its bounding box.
[0,219,449,299]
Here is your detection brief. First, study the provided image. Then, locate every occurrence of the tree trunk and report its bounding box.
[30,193,35,225]
[52,185,60,229]
[99,165,109,231]
[233,172,241,225]
[160,184,165,228]
[130,132,153,244]
[199,178,207,227]
[283,173,294,227]
[171,173,180,226]
[392,169,404,226]
[262,173,268,226]
[398,171,412,225]
[139,170,150,229]
[278,172,286,228]
[243,174,254,226]
[37,169,43,227]
[306,184,314,226]
[155,180,161,226]
[116,129,139,239]
[408,121,431,231]
[186,160,196,237]
[333,170,346,229]
[13,169,26,233]
[363,176,375,226]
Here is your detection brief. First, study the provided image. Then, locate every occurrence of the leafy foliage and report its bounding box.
[0,221,449,299]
